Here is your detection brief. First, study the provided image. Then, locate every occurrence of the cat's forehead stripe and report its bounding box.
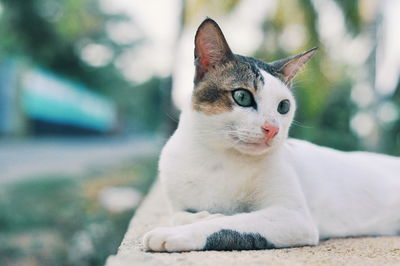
[248,61,264,90]
[235,55,273,90]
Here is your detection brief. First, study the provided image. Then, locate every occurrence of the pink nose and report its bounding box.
[261,123,279,141]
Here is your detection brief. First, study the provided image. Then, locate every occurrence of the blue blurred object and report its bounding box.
[0,60,19,134]
[0,59,117,135]
[21,69,116,132]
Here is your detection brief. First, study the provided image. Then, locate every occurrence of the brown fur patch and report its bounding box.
[192,58,263,115]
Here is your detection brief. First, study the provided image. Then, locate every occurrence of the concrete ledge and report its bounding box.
[106,181,400,266]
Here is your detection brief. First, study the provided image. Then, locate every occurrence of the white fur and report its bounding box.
[143,71,400,252]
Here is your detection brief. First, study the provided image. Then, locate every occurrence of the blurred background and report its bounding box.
[0,0,399,265]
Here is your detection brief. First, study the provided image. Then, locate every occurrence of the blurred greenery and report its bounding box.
[0,156,158,266]
[1,0,399,153]
[0,0,170,133]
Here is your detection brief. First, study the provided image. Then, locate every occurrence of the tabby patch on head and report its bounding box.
[192,18,317,115]
[192,59,264,115]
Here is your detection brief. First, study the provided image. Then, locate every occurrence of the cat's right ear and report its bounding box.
[270,47,318,85]
[194,18,234,83]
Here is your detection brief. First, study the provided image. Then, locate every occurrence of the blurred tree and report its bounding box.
[383,79,400,155]
[0,0,126,94]
[0,0,170,133]
[332,0,361,34]
[0,0,397,152]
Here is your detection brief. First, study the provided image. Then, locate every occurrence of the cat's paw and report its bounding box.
[143,225,206,252]
[171,211,223,226]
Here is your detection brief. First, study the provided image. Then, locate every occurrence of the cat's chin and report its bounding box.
[225,134,275,156]
[230,140,274,156]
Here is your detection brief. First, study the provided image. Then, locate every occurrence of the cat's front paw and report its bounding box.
[143,225,206,252]
[172,211,224,226]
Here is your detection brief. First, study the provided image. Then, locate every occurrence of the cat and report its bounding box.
[143,18,400,252]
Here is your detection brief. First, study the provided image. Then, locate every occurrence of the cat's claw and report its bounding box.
[143,226,205,252]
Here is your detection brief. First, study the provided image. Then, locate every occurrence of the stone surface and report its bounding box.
[106,181,400,266]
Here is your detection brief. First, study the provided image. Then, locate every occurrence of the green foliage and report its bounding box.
[292,80,360,151]
[0,156,158,266]
[382,82,400,155]
[0,177,83,231]
[0,0,398,149]
[117,78,166,132]
[332,0,361,34]
[0,0,167,132]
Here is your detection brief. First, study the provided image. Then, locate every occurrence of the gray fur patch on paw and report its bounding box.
[204,229,275,251]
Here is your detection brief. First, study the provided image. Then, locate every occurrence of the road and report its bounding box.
[0,135,163,184]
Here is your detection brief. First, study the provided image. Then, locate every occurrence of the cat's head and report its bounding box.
[187,18,316,156]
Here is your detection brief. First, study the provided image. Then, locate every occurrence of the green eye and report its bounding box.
[232,89,255,108]
[278,99,290,114]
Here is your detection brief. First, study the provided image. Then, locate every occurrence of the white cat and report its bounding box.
[143,18,400,252]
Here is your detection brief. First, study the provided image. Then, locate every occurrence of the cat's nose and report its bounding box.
[261,123,279,141]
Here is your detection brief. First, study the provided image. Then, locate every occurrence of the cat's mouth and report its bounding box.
[229,134,271,149]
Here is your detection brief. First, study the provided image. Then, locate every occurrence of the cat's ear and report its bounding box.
[194,18,234,82]
[271,47,318,85]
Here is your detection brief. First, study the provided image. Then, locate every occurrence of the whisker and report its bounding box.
[165,112,179,123]
[291,120,314,129]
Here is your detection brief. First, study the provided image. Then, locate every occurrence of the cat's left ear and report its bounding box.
[194,18,234,82]
[271,47,318,85]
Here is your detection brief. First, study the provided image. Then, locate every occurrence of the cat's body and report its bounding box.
[143,19,400,252]
[161,131,400,238]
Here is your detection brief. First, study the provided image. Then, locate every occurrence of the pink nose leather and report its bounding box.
[261,123,279,141]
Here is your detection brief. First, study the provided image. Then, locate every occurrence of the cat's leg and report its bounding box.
[143,206,319,252]
[171,211,224,226]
